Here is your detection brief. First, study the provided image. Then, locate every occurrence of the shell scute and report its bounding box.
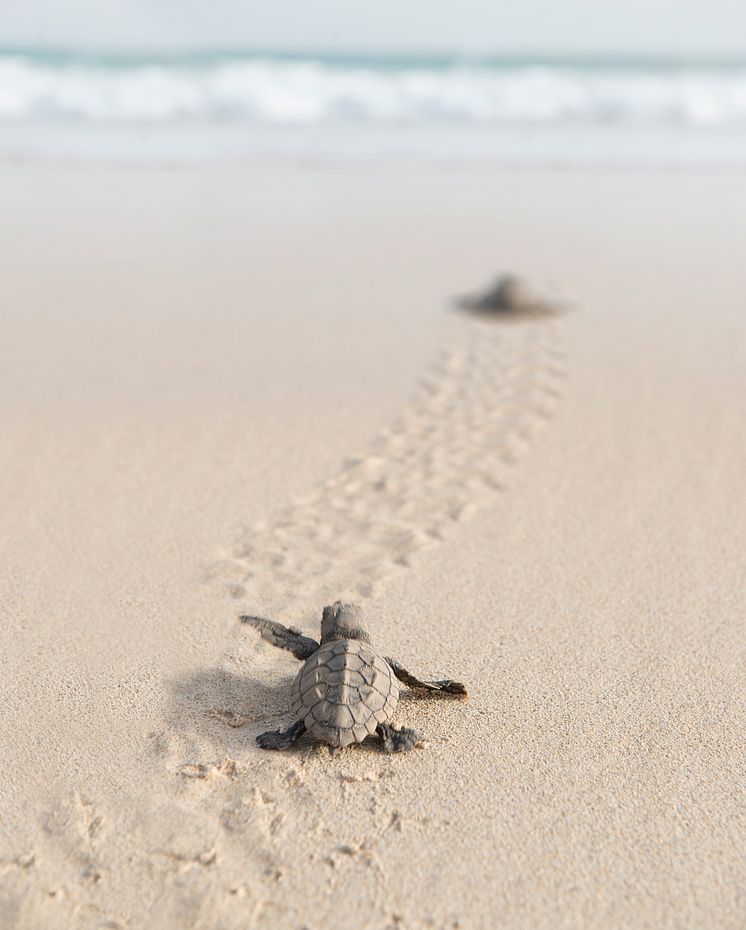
[359,686,386,712]
[315,723,342,745]
[337,728,357,748]
[309,682,330,703]
[327,653,348,671]
[300,665,322,687]
[353,723,370,742]
[347,670,365,688]
[330,705,354,729]
[350,702,369,725]
[311,699,333,722]
[326,683,355,706]
[346,653,365,672]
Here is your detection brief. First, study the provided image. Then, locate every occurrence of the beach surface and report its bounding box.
[1,164,744,930]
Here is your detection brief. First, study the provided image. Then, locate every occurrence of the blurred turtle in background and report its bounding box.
[458,273,564,317]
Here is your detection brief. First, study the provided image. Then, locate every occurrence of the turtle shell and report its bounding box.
[291,639,400,748]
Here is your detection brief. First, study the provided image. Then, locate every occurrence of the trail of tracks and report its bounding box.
[209,313,566,626]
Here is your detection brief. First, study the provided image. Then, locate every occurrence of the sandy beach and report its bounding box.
[1,164,744,930]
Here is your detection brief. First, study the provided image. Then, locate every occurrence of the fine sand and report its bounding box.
[1,165,744,930]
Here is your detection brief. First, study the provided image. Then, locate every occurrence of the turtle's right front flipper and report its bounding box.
[385,657,468,697]
[241,615,320,660]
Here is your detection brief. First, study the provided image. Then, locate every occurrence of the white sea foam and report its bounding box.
[3,54,746,126]
[2,51,746,165]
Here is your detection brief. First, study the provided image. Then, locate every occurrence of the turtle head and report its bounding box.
[320,601,371,644]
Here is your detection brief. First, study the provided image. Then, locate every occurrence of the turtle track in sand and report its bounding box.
[208,311,566,622]
[138,311,567,930]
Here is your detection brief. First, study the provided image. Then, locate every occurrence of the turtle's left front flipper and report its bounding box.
[385,657,468,698]
[241,615,320,660]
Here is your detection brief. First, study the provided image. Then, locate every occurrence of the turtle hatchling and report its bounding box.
[241,601,467,752]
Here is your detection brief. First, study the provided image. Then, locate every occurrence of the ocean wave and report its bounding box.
[3,52,746,127]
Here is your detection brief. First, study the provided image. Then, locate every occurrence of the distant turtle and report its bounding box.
[458,273,558,316]
[242,601,467,753]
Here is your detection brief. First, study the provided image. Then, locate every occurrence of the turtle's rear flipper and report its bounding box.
[377,723,421,753]
[385,657,468,698]
[256,719,306,750]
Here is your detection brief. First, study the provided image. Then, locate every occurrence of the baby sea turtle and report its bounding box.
[458,273,558,316]
[242,601,467,753]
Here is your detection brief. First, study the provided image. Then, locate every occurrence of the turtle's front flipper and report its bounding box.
[241,615,320,660]
[385,657,467,698]
[256,719,306,750]
[377,722,422,753]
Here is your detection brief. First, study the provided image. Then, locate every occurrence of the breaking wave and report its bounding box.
[3,49,746,127]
